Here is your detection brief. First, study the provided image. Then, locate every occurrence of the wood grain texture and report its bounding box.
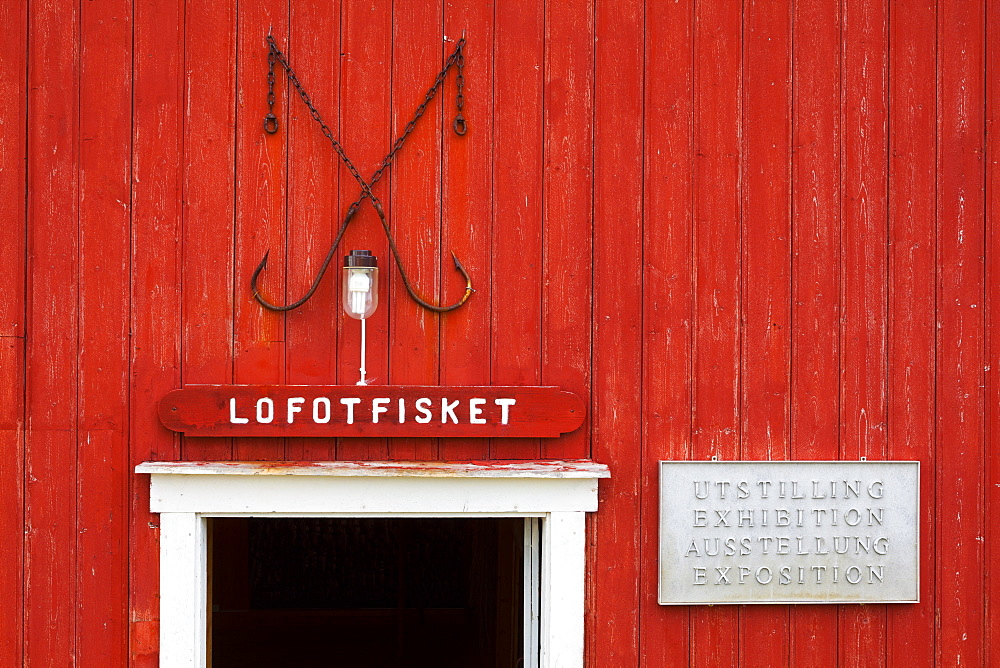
[0,339,24,665]
[490,0,544,460]
[25,0,79,663]
[233,0,288,462]
[691,0,742,662]
[0,0,27,662]
[789,0,842,660]
[936,0,986,663]
[887,0,937,663]
[284,0,342,461]
[839,0,890,660]
[388,0,444,461]
[986,0,1000,661]
[0,0,27,342]
[335,0,392,461]
[590,0,642,662]
[130,0,185,662]
[438,0,495,461]
[540,0,592,461]
[181,0,237,462]
[77,0,131,662]
[641,0,696,662]
[739,0,792,661]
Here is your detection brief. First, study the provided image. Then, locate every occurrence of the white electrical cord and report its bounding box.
[357,317,367,386]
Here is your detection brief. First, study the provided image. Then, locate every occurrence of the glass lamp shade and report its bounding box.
[343,250,378,319]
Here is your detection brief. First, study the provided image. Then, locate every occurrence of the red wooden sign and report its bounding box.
[159,385,585,438]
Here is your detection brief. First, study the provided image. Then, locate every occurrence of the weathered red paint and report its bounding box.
[3,0,997,665]
[159,385,585,438]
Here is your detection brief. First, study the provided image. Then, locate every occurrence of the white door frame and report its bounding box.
[137,460,609,668]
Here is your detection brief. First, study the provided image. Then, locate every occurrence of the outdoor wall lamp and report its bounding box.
[343,250,378,385]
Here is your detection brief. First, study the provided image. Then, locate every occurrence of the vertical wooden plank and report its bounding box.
[439,1,495,461]
[986,0,1000,660]
[131,0,184,661]
[0,341,24,666]
[886,0,936,664]
[839,3,889,455]
[0,0,27,662]
[77,0,131,662]
[739,0,792,662]
[936,0,985,663]
[0,0,27,341]
[336,0,392,461]
[388,0,443,461]
[591,0,641,663]
[691,0,742,662]
[839,0,889,661]
[490,0,544,460]
[233,0,288,461]
[25,0,79,663]
[641,0,694,663]
[789,0,841,660]
[182,0,237,462]
[540,0,592,461]
[284,0,341,462]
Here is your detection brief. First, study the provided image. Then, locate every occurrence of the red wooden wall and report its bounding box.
[1,0,997,665]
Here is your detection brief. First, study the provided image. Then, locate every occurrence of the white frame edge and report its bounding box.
[141,460,608,668]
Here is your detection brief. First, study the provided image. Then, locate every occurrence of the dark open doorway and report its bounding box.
[209,517,526,668]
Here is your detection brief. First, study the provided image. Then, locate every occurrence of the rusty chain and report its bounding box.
[252,34,472,313]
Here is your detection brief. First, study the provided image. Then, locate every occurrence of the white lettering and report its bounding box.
[287,397,305,423]
[415,398,433,424]
[469,398,487,424]
[340,398,361,424]
[441,398,460,424]
[313,398,331,423]
[256,398,274,423]
[371,398,390,424]
[494,398,516,425]
[229,398,249,424]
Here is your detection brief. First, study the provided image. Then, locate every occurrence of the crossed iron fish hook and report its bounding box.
[251,32,473,314]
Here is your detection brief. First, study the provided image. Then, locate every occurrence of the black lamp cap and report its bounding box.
[344,249,377,268]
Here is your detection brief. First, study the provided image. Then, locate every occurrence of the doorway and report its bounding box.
[209,517,531,668]
[140,459,606,667]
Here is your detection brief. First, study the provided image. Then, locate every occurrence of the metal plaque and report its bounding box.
[658,461,919,605]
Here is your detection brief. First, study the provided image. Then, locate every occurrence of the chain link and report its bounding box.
[264,48,278,133]
[453,47,466,135]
